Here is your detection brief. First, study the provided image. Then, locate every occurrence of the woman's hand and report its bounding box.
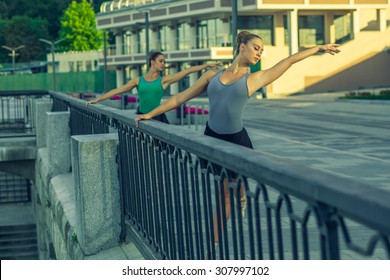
[135,114,152,128]
[86,100,98,107]
[318,44,341,55]
[206,62,223,68]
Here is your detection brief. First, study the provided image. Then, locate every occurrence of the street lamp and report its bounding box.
[135,10,151,70]
[1,45,25,74]
[232,0,238,51]
[39,38,65,91]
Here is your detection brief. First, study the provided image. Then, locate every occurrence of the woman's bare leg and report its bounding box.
[213,178,231,244]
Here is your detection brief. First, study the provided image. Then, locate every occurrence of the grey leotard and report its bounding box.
[207,70,250,134]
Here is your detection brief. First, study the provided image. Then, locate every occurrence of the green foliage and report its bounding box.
[1,0,69,38]
[0,1,9,19]
[59,0,103,52]
[71,232,78,243]
[1,16,50,62]
[340,90,390,100]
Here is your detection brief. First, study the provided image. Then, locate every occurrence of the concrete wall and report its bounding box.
[32,101,136,260]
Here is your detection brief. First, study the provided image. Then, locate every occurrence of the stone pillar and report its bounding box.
[274,13,285,46]
[377,9,386,32]
[130,67,139,94]
[170,67,178,95]
[326,12,335,44]
[116,66,124,87]
[351,9,360,40]
[71,133,121,255]
[168,25,176,51]
[150,28,159,51]
[189,72,198,87]
[35,100,53,148]
[115,31,123,55]
[287,9,299,55]
[189,22,197,49]
[46,111,71,177]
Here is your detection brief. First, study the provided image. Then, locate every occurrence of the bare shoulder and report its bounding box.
[203,68,221,82]
[127,77,140,87]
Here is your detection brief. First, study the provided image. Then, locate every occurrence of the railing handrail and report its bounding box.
[51,91,390,236]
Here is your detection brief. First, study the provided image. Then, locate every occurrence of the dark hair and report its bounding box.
[148,51,164,67]
[235,31,263,56]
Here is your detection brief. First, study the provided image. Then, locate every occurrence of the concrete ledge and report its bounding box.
[71,133,121,255]
[35,137,143,260]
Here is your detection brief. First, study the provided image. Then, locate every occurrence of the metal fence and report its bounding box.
[0,171,31,204]
[51,91,390,260]
[0,90,49,135]
[0,71,116,93]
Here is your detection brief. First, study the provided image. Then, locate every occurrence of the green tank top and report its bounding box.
[138,76,164,113]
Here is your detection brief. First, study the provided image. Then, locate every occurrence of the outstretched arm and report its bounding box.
[247,44,340,96]
[86,78,139,106]
[162,62,222,88]
[135,70,217,127]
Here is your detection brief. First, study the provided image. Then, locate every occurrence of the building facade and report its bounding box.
[47,50,103,73]
[96,0,390,96]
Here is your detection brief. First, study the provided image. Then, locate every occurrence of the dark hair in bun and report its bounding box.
[235,31,262,56]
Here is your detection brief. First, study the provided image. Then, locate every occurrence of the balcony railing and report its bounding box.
[51,91,390,260]
[107,35,231,57]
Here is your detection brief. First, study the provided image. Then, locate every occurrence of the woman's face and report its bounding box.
[151,55,166,71]
[242,38,264,65]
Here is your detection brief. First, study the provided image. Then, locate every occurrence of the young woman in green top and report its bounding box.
[86,51,221,123]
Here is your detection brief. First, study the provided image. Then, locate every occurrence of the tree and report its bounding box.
[1,16,50,62]
[1,0,69,39]
[59,0,103,52]
[0,1,9,19]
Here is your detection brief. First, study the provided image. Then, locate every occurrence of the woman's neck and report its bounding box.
[227,58,249,74]
[145,69,160,79]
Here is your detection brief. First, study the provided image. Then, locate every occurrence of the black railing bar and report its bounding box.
[143,121,390,234]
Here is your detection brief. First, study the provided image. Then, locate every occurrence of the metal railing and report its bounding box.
[0,90,49,135]
[50,91,390,260]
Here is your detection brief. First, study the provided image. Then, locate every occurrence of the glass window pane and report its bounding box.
[298,15,324,46]
[237,16,274,46]
[334,13,351,44]
[283,15,289,46]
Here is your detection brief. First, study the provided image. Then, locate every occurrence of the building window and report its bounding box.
[283,15,289,46]
[238,16,274,46]
[86,61,92,71]
[68,62,74,72]
[298,15,324,47]
[176,22,191,50]
[334,13,351,44]
[76,61,84,72]
[197,20,209,48]
[196,18,226,48]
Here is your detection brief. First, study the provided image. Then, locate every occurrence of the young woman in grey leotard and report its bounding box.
[136,31,340,251]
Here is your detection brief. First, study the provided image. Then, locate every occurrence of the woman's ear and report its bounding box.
[240,43,245,53]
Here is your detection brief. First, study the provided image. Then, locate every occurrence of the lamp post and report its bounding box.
[1,45,25,74]
[39,38,64,91]
[232,0,238,51]
[135,10,151,70]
